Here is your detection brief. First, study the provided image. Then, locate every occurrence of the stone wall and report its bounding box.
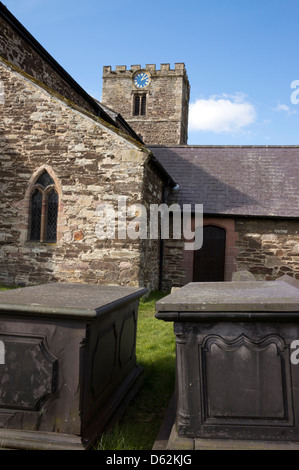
[235,218,299,280]
[126,121,184,148]
[140,163,165,290]
[161,236,185,292]
[0,58,162,291]
[161,216,299,291]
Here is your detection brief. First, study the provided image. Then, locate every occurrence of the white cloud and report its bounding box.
[274,103,297,115]
[189,93,256,134]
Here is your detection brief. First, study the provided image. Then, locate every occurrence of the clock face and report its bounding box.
[133,72,150,89]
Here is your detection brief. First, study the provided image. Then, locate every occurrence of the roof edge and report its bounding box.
[0,56,147,151]
[1,55,175,186]
[149,145,299,149]
[0,1,142,143]
[147,153,177,187]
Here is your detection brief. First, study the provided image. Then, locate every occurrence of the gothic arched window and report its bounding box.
[29,171,58,243]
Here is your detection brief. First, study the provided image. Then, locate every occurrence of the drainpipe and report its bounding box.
[158,184,167,292]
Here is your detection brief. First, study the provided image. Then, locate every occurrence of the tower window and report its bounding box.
[133,94,147,116]
[29,171,59,243]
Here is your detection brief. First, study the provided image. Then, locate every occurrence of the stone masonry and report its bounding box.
[1,3,298,293]
[149,146,299,290]
[102,63,190,146]
[0,14,96,116]
[161,217,299,291]
[235,218,299,280]
[0,58,164,290]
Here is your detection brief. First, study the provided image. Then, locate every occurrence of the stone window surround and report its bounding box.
[30,185,58,243]
[131,91,148,117]
[23,165,63,245]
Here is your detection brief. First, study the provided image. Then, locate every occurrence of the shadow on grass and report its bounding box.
[98,290,175,451]
[98,357,175,451]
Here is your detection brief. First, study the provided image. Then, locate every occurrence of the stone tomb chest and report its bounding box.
[156,280,299,449]
[0,283,146,450]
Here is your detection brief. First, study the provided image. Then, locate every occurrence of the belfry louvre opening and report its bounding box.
[133,94,146,116]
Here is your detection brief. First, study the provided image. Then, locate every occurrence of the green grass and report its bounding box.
[0,286,18,290]
[98,290,175,450]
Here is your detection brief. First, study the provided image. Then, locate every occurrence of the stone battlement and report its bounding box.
[103,63,186,75]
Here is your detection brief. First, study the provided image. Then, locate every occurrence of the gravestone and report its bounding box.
[0,283,146,450]
[156,280,299,450]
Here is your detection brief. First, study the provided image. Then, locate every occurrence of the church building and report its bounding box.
[0,2,298,292]
[100,61,299,290]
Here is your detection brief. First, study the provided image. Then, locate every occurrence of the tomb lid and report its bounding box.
[0,283,147,319]
[155,281,299,321]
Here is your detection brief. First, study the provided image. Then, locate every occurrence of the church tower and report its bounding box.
[101,63,190,146]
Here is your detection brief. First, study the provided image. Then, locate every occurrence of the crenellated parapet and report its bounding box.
[103,63,188,79]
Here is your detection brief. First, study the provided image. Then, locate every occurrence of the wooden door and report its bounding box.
[193,225,226,282]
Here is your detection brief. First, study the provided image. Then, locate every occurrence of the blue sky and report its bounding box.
[3,0,299,145]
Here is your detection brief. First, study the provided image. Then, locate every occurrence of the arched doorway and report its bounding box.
[193,225,226,282]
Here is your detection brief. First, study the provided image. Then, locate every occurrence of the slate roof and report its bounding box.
[148,146,299,218]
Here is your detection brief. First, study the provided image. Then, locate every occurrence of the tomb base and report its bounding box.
[0,283,146,450]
